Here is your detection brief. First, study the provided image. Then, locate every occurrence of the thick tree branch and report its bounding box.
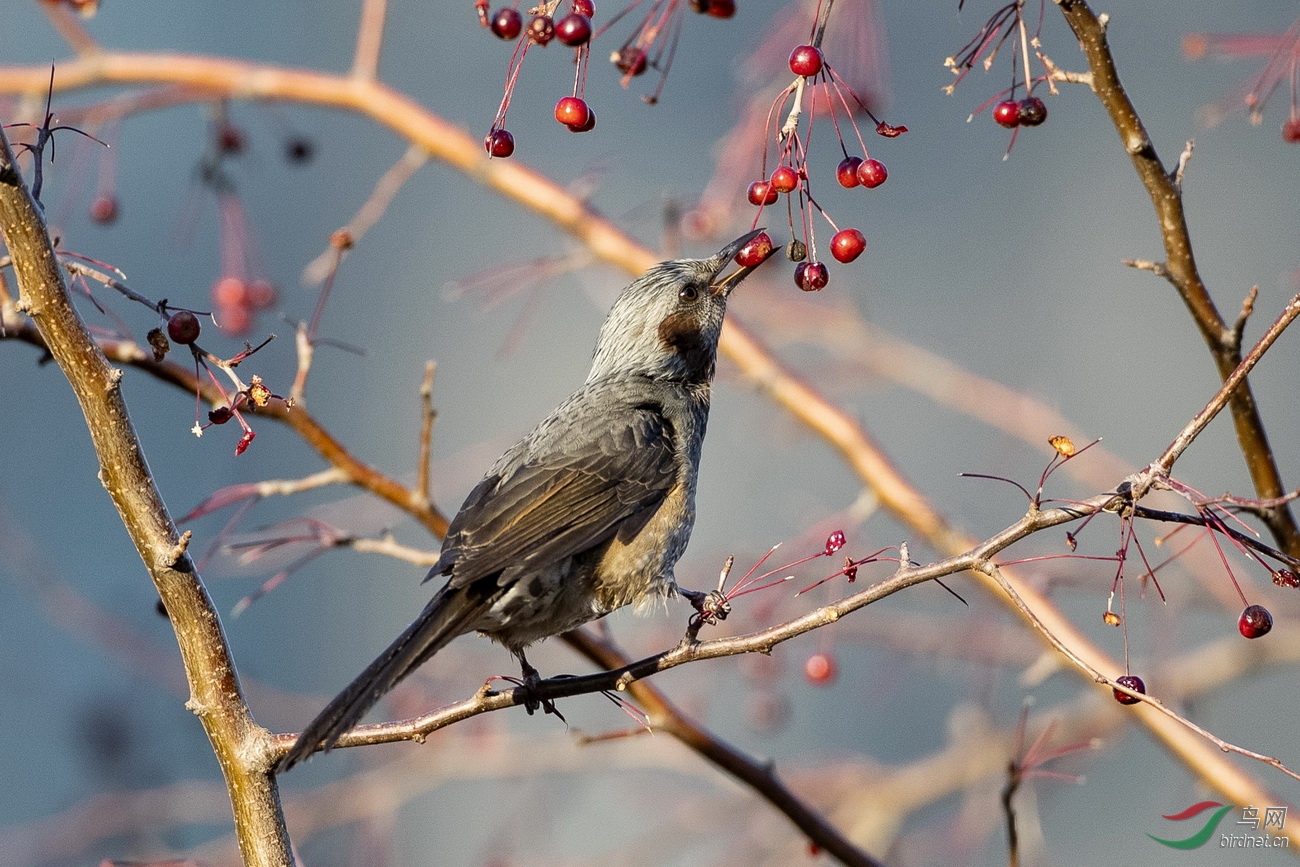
[0,127,292,866]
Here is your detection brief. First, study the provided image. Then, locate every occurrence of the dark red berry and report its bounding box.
[613,46,648,76]
[167,311,201,345]
[830,228,866,263]
[208,406,234,425]
[490,7,522,39]
[572,0,595,15]
[88,195,119,224]
[1239,604,1273,639]
[788,45,824,78]
[708,0,735,17]
[555,13,592,46]
[484,128,515,158]
[804,652,837,685]
[1283,118,1300,143]
[769,165,798,193]
[992,100,1020,129]
[836,156,863,188]
[526,14,555,45]
[1113,674,1145,705]
[567,106,597,132]
[746,180,778,206]
[1273,569,1300,588]
[285,136,314,164]
[235,430,256,456]
[795,260,829,291]
[217,124,245,154]
[734,231,774,267]
[856,158,887,188]
[554,96,591,128]
[1017,96,1047,127]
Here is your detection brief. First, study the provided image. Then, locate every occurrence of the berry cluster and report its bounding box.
[738,28,905,293]
[944,1,1055,151]
[478,0,743,158]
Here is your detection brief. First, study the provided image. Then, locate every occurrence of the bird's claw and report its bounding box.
[681,587,730,626]
[517,661,566,721]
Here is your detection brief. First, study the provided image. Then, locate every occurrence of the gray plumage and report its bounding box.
[277,230,772,771]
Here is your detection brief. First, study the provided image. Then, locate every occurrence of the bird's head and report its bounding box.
[588,229,775,384]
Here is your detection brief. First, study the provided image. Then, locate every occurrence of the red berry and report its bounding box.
[1273,569,1300,588]
[490,7,522,39]
[527,14,555,45]
[708,0,735,17]
[804,652,837,685]
[572,0,594,15]
[484,128,515,158]
[992,100,1020,129]
[88,194,119,224]
[788,45,824,78]
[836,156,862,188]
[856,158,887,188]
[1113,674,1145,705]
[1283,118,1300,143]
[555,12,592,46]
[769,165,798,193]
[794,260,829,291]
[830,228,866,263]
[167,311,201,345]
[217,124,245,154]
[613,46,648,76]
[213,276,249,307]
[733,231,774,267]
[1017,96,1047,127]
[554,96,591,128]
[247,279,276,309]
[746,180,778,206]
[567,106,597,133]
[1239,604,1273,639]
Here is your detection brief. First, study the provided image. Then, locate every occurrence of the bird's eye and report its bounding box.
[679,284,701,302]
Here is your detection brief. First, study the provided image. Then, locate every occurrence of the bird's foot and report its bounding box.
[516,659,566,721]
[680,587,730,627]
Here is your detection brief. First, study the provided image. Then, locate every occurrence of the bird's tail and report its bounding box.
[277,582,493,772]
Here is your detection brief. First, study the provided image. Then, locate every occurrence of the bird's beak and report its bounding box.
[710,228,776,297]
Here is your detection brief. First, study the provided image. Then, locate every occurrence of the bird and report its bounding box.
[277,229,775,772]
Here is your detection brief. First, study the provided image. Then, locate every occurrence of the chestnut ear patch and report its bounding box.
[657,311,713,380]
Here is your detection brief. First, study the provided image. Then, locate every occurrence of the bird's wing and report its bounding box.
[430,394,677,589]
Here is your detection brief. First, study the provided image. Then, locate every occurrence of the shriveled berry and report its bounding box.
[708,0,735,17]
[1113,674,1145,705]
[554,96,591,128]
[1283,118,1300,143]
[734,231,774,267]
[769,165,798,194]
[836,156,862,188]
[1239,604,1273,639]
[555,12,592,46]
[795,260,829,291]
[1017,96,1048,127]
[572,0,594,15]
[167,311,201,345]
[746,180,778,206]
[567,106,597,132]
[527,14,555,45]
[856,158,887,188]
[484,128,515,158]
[804,652,837,685]
[992,100,1020,129]
[830,228,866,263]
[208,406,234,425]
[612,46,648,76]
[490,7,523,39]
[788,45,824,78]
[89,194,119,224]
[786,239,807,262]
